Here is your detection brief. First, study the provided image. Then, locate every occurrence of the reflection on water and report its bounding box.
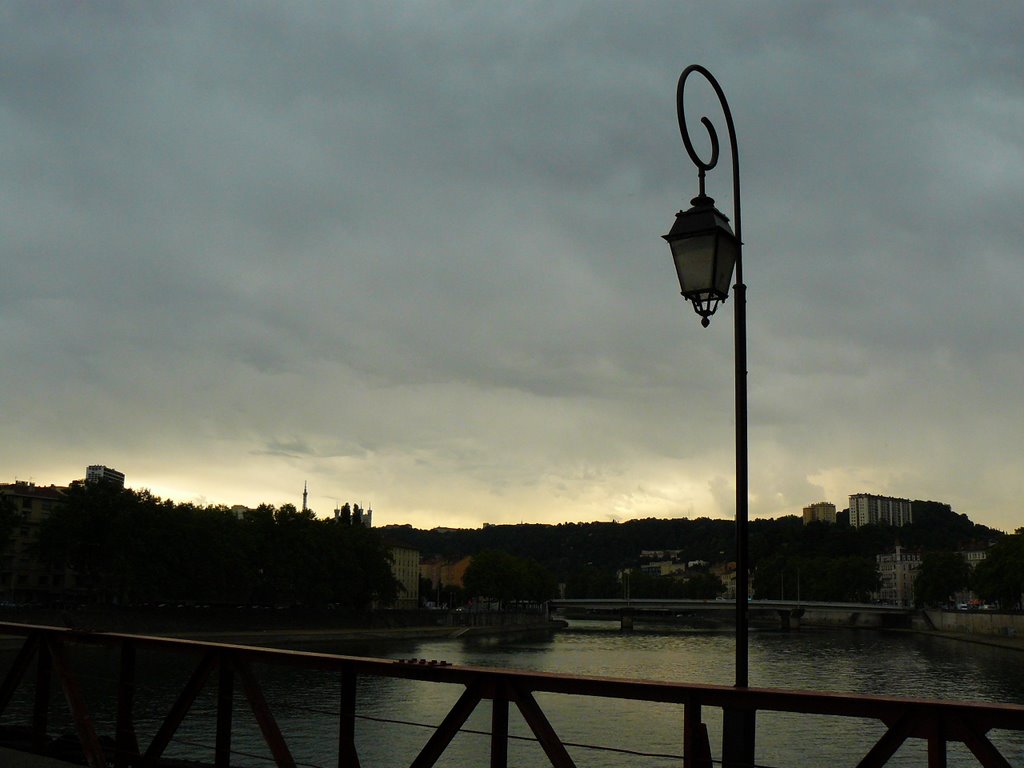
[2,623,1023,766]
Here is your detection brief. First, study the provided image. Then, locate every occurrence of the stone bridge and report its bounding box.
[548,598,914,631]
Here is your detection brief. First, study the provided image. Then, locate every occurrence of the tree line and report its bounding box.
[23,483,1021,610]
[916,531,1024,609]
[36,482,397,612]
[384,501,1011,605]
[462,550,556,605]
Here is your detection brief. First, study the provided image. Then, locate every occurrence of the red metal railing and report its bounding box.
[0,621,1022,767]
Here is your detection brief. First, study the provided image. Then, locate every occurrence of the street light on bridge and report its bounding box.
[663,64,753,765]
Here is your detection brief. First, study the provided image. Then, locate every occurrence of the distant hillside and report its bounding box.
[383,517,732,577]
[381,501,1002,585]
[899,500,1002,550]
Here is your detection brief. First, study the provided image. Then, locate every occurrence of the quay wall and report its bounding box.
[801,608,1024,637]
[799,608,911,629]
[923,609,1024,639]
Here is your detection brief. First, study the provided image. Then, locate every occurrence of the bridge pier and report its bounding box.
[620,608,634,632]
[775,608,803,631]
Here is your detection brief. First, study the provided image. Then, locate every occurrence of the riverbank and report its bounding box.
[0,617,568,652]
[201,620,1021,656]
[790,605,1024,653]
[910,608,1024,653]
[6,603,1024,656]
[170,619,567,648]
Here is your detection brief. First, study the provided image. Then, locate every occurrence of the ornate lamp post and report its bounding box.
[663,64,753,765]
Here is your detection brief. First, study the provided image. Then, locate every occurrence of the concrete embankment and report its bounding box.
[797,607,912,630]
[796,607,1024,652]
[914,609,1024,652]
[923,608,1024,638]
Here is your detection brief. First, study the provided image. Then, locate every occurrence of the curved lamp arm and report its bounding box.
[676,65,743,285]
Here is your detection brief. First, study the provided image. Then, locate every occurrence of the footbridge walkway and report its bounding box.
[0,620,1018,768]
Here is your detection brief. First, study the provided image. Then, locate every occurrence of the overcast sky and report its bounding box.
[2,3,1022,531]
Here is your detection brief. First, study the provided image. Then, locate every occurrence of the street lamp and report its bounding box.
[663,198,740,327]
[664,64,753,765]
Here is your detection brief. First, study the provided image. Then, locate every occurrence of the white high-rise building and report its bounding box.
[848,494,912,528]
[85,465,126,488]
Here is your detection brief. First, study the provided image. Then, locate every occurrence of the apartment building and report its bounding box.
[959,547,990,570]
[802,501,837,525]
[849,494,913,528]
[640,560,688,577]
[85,465,126,488]
[0,481,78,604]
[420,556,472,591]
[876,545,921,606]
[386,543,421,609]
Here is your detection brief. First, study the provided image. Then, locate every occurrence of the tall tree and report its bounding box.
[914,551,970,607]
[38,487,397,612]
[464,550,556,605]
[972,531,1024,609]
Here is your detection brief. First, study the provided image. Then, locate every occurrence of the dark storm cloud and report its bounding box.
[2,3,1022,528]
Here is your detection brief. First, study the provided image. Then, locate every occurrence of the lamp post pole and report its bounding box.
[663,64,752,765]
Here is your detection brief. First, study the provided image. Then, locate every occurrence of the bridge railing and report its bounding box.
[0,621,1021,768]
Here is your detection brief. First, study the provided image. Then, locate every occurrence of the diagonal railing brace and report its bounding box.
[409,682,484,768]
[45,638,107,768]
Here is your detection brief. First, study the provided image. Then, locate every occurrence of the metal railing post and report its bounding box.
[721,707,755,768]
[490,692,509,768]
[215,654,234,768]
[32,637,51,755]
[115,639,138,768]
[338,667,360,768]
[927,722,947,768]
[683,699,713,768]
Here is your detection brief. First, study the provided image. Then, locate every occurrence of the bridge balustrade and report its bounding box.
[0,621,1021,768]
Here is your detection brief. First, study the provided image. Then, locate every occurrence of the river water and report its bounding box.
[4,622,1024,767]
